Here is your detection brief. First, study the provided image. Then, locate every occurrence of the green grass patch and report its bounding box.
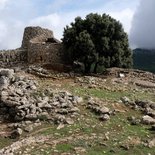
[0,137,14,149]
[66,85,155,102]
[56,143,74,153]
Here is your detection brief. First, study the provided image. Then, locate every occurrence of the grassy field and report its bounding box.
[19,108,155,155]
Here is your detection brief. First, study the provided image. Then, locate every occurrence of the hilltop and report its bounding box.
[0,26,155,155]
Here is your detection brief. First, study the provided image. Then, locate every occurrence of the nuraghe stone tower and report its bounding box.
[0,26,64,67]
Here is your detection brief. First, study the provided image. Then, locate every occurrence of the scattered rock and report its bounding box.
[104,132,110,141]
[57,124,65,130]
[150,125,155,131]
[121,96,130,104]
[74,96,83,104]
[135,100,150,109]
[135,80,155,88]
[0,68,14,78]
[122,98,155,126]
[0,135,50,154]
[148,138,155,148]
[142,115,155,125]
[145,108,155,118]
[120,144,130,150]
[11,128,23,139]
[70,107,80,113]
[99,107,110,114]
[99,114,110,121]
[74,147,86,154]
[127,116,141,125]
[24,126,33,132]
[87,97,112,121]
[65,118,74,125]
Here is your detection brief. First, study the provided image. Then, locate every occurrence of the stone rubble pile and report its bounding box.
[106,67,155,83]
[28,65,74,79]
[74,76,109,90]
[75,76,104,86]
[0,68,82,125]
[121,97,155,125]
[134,80,155,88]
[0,68,37,122]
[39,91,82,125]
[87,97,113,121]
[28,65,51,77]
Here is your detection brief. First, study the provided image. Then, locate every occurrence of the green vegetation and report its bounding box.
[133,48,155,73]
[62,83,155,102]
[28,107,154,155]
[0,137,13,149]
[56,143,74,153]
[62,13,132,73]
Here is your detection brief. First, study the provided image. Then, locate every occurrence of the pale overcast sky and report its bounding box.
[0,0,144,49]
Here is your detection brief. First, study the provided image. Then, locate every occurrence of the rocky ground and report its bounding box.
[0,67,155,155]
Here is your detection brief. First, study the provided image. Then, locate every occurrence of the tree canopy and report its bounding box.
[62,13,133,73]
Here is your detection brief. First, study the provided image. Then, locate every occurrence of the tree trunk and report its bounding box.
[84,63,91,74]
[93,62,99,74]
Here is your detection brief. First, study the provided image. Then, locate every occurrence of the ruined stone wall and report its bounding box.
[0,26,67,68]
[0,49,27,67]
[28,42,64,64]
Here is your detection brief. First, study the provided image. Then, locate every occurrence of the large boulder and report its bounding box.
[142,115,155,125]
[0,69,14,90]
[0,69,14,78]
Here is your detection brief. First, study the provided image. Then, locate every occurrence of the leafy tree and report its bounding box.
[62,13,133,73]
[75,30,96,73]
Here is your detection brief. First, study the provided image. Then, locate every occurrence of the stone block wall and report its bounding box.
[28,42,64,64]
[0,49,27,67]
[26,26,64,65]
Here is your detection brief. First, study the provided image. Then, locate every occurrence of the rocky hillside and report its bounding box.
[0,67,155,155]
[133,48,155,73]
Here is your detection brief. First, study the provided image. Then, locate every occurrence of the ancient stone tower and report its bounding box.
[0,26,64,67]
[22,26,63,64]
[22,26,54,49]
